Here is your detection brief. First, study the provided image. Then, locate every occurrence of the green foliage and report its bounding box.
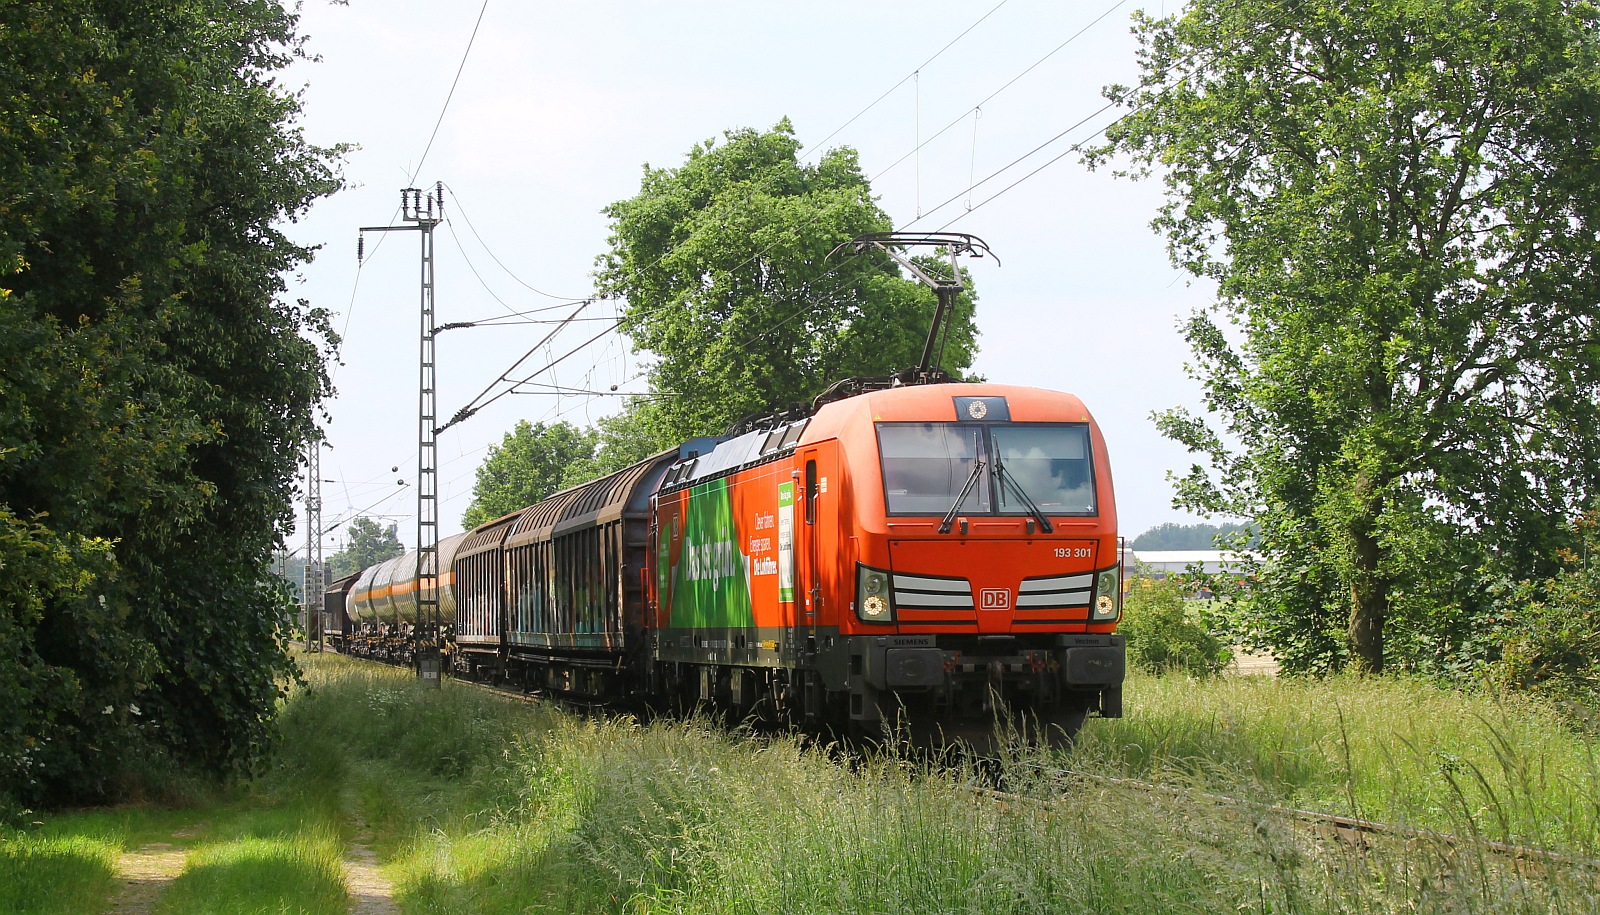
[20,653,1599,914]
[461,421,598,530]
[1485,510,1600,722]
[1131,521,1252,550]
[294,655,1599,912]
[0,0,343,809]
[1094,0,1600,675]
[327,517,403,580]
[1118,575,1231,676]
[596,119,980,443]
[0,508,132,820]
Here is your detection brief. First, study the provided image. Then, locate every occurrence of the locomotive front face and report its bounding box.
[830,384,1126,743]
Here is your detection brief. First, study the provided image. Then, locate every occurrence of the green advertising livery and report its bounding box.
[668,478,754,628]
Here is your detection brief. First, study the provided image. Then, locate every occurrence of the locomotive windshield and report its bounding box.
[877,422,1096,517]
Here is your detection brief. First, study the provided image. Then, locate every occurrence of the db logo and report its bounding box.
[979,589,1011,610]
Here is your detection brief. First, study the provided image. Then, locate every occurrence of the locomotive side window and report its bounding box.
[877,422,1096,517]
[877,423,990,515]
[805,460,818,525]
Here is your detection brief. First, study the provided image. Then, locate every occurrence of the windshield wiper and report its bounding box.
[938,460,985,534]
[992,451,1054,534]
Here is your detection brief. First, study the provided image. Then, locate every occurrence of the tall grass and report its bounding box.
[1066,671,1600,855]
[10,653,1597,914]
[279,655,1600,914]
[0,833,120,915]
[152,827,347,915]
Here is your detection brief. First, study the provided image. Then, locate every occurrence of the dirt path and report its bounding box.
[107,842,188,913]
[345,826,399,915]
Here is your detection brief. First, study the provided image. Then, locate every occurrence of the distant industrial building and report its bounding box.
[1128,550,1260,576]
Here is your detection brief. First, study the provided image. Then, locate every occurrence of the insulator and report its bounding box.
[357,233,364,263]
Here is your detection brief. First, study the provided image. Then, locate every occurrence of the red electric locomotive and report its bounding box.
[647,380,1124,744]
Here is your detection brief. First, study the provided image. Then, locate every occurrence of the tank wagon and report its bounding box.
[343,532,467,662]
[327,381,1125,744]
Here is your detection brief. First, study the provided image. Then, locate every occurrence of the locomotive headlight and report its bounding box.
[856,564,895,624]
[1091,564,1122,621]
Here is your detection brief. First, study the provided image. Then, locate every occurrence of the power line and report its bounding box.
[725,3,1306,357]
[414,4,1100,424]
[921,0,1304,231]
[439,301,594,431]
[865,0,1128,188]
[602,0,1131,339]
[906,98,1120,229]
[453,318,619,427]
[446,183,593,301]
[413,1,1149,431]
[409,0,490,184]
[804,0,1011,158]
[933,115,1119,230]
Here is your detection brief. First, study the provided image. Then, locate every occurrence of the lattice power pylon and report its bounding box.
[303,439,324,647]
[360,185,445,684]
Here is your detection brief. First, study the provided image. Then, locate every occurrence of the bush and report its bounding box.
[1119,575,1231,676]
[1483,511,1600,725]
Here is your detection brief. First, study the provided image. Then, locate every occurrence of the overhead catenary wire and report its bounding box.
[336,1,1299,545]
[441,300,594,432]
[804,0,1012,160]
[409,0,490,185]
[865,0,1129,190]
[449,318,621,426]
[442,217,534,319]
[905,98,1121,229]
[316,1,492,546]
[717,1,1302,359]
[418,0,1175,440]
[622,0,1133,336]
[446,183,593,301]
[454,2,1132,408]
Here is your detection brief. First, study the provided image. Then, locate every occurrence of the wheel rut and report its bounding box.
[344,822,399,915]
[106,841,187,914]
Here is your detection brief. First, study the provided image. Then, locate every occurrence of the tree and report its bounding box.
[328,517,404,580]
[1132,521,1254,551]
[1093,0,1600,674]
[461,421,599,530]
[1,0,342,808]
[595,120,980,443]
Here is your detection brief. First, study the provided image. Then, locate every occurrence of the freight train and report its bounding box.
[323,381,1125,745]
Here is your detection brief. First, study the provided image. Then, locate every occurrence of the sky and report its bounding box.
[280,0,1213,559]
